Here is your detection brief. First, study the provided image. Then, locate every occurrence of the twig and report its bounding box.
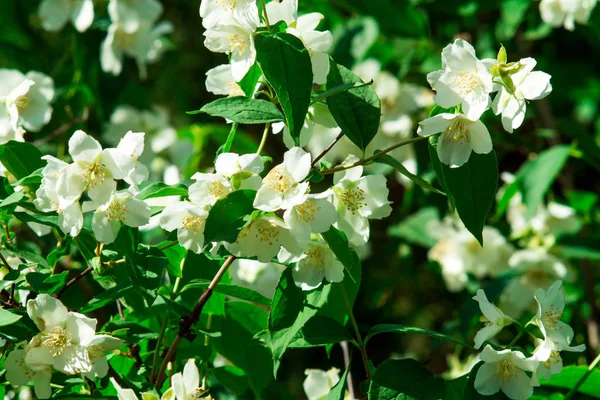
[565,352,600,399]
[53,266,94,299]
[116,299,125,319]
[154,256,237,388]
[257,122,271,155]
[158,241,178,251]
[33,108,89,146]
[0,253,15,271]
[321,136,427,175]
[339,282,371,380]
[312,132,344,167]
[340,341,355,400]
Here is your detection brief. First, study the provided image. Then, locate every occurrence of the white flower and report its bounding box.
[500,250,573,318]
[225,216,301,262]
[160,201,209,253]
[57,130,140,208]
[427,39,493,120]
[491,58,552,133]
[473,289,514,349]
[214,152,264,190]
[331,156,392,246]
[92,190,151,244]
[189,172,234,207]
[114,130,149,187]
[279,237,344,291]
[101,20,172,79]
[205,64,245,97]
[303,368,341,400]
[532,280,586,352]
[0,109,25,144]
[474,345,538,400]
[169,359,203,400]
[283,192,336,245]
[110,377,160,400]
[531,340,564,385]
[108,0,163,33]
[428,220,513,292]
[253,147,311,212]
[417,112,492,168]
[25,294,120,376]
[38,0,94,32]
[0,69,54,133]
[5,348,53,399]
[200,0,259,30]
[540,0,598,31]
[230,259,285,299]
[203,12,259,81]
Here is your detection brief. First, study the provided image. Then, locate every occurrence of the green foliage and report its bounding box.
[326,58,381,150]
[203,190,257,243]
[368,359,446,399]
[255,31,313,145]
[0,141,44,180]
[190,97,285,124]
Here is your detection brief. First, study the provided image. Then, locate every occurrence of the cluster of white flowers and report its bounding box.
[35,130,151,243]
[417,39,552,167]
[5,295,122,399]
[111,359,203,400]
[472,281,584,399]
[160,146,391,290]
[540,0,598,31]
[202,0,333,91]
[0,69,54,144]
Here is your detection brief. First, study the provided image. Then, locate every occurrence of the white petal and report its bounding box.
[474,363,501,395]
[468,120,493,154]
[159,202,192,232]
[38,0,70,31]
[27,294,69,332]
[69,130,102,162]
[32,368,53,399]
[70,0,94,32]
[501,97,526,133]
[417,114,454,137]
[53,344,92,374]
[502,370,534,399]
[92,209,121,244]
[65,312,97,345]
[121,197,151,227]
[171,372,185,400]
[436,133,472,168]
[293,262,324,291]
[254,186,284,212]
[183,359,200,394]
[520,71,552,100]
[283,147,312,182]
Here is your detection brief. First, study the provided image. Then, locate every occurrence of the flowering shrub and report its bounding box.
[0,0,599,399]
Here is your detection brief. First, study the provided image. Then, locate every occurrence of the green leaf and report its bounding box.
[326,58,380,150]
[26,271,69,294]
[79,284,134,313]
[375,153,445,196]
[387,207,439,248]
[0,191,24,208]
[463,362,506,399]
[14,167,43,187]
[496,0,531,40]
[189,97,285,124]
[368,359,446,400]
[213,366,249,395]
[516,145,571,219]
[204,190,256,243]
[135,182,188,200]
[263,269,332,375]
[311,80,374,105]
[13,210,60,229]
[0,308,22,326]
[445,375,468,400]
[0,141,45,180]
[327,360,351,400]
[364,324,472,349]
[321,228,360,283]
[428,136,455,208]
[441,151,499,245]
[181,279,271,305]
[255,31,313,145]
[212,302,273,396]
[290,316,352,347]
[541,365,600,398]
[238,62,262,98]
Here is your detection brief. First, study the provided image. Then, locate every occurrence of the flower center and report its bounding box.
[304,247,325,270]
[83,163,107,189]
[541,305,563,330]
[339,187,366,214]
[296,200,320,223]
[479,315,493,327]
[263,166,294,193]
[105,200,128,222]
[452,71,479,96]
[442,119,468,144]
[254,221,280,246]
[14,95,30,114]
[227,80,245,97]
[542,350,561,369]
[42,326,73,356]
[87,344,104,360]
[227,33,249,56]
[208,179,230,200]
[495,359,517,382]
[182,214,205,234]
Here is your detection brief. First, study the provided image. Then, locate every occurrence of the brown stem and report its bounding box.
[33,109,89,146]
[54,266,94,299]
[0,252,14,271]
[312,132,344,167]
[158,241,179,251]
[154,256,236,388]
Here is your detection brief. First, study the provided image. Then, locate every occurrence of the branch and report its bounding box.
[33,108,89,146]
[320,136,427,175]
[53,266,94,299]
[154,255,236,388]
[312,132,344,167]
